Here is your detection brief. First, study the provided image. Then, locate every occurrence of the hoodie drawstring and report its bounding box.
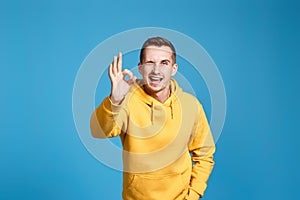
[150,99,174,124]
[170,100,174,119]
[151,102,154,124]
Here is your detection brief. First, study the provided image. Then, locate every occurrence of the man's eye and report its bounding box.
[162,61,168,65]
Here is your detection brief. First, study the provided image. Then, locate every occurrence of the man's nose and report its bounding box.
[152,63,160,73]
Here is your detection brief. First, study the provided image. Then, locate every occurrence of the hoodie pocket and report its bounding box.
[124,172,189,200]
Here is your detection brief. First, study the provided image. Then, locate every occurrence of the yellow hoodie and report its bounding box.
[90,79,215,200]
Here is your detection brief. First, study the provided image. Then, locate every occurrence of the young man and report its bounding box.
[90,37,215,200]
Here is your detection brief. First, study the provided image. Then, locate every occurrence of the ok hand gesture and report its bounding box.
[109,52,136,105]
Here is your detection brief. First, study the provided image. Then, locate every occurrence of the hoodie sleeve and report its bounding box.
[188,102,216,198]
[90,97,128,138]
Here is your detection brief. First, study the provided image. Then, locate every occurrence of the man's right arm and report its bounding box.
[90,52,136,138]
[90,96,128,138]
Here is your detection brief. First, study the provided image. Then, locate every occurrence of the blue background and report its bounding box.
[1,0,299,199]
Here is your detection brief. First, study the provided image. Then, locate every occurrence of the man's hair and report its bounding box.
[139,37,176,63]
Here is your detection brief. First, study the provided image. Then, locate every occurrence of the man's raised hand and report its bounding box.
[108,52,136,105]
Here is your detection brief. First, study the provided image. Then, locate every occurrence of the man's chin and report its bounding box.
[145,84,164,93]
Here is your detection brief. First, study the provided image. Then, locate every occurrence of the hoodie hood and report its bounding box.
[130,78,182,122]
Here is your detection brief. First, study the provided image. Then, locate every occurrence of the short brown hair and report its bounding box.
[139,37,176,63]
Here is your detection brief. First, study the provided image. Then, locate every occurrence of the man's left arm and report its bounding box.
[188,102,216,199]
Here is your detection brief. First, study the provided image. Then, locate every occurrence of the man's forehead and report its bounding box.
[144,45,174,54]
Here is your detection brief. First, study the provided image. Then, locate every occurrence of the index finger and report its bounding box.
[122,69,133,79]
[117,52,122,72]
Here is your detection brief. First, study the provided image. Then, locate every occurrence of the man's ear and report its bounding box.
[171,63,178,76]
[138,62,142,74]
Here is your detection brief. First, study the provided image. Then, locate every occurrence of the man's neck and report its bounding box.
[144,85,171,103]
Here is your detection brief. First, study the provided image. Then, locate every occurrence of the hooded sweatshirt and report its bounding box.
[90,79,215,200]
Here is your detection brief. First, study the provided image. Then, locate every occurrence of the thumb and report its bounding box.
[122,69,136,85]
[127,75,137,85]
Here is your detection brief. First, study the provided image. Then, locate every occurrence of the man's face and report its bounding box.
[138,45,178,94]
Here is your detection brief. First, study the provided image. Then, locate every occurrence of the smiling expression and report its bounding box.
[138,45,178,97]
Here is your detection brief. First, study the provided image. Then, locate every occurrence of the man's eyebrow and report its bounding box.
[160,59,171,63]
[144,59,171,63]
[145,60,155,63]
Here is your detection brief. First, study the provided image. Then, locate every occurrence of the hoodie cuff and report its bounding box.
[190,182,207,199]
[104,97,124,113]
[188,188,201,200]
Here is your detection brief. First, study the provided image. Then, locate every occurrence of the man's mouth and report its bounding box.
[149,77,163,81]
[148,76,163,85]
